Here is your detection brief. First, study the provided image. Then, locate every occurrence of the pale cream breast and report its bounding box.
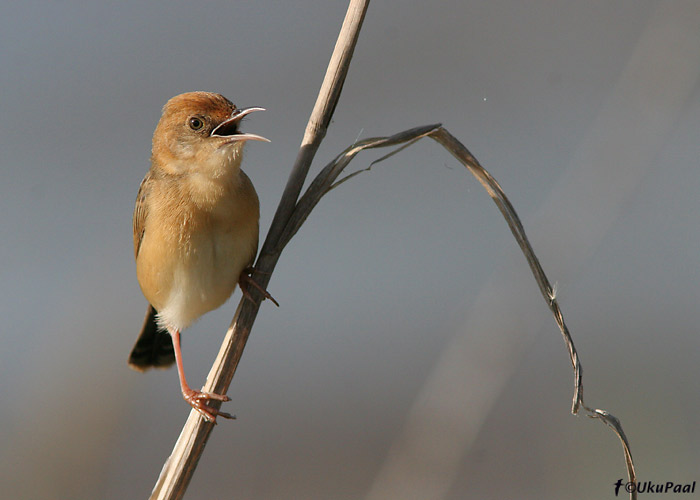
[136,169,259,331]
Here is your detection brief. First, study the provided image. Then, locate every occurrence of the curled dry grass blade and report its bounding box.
[280,124,637,497]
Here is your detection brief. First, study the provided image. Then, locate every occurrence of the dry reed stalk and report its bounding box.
[149,1,636,498]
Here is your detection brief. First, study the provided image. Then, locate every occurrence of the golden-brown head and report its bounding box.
[151,91,269,178]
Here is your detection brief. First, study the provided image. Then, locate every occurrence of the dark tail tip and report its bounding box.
[128,305,175,371]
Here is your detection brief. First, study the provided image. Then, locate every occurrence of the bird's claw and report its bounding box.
[183,388,236,423]
[239,268,279,307]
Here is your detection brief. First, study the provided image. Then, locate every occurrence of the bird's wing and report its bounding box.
[133,170,153,259]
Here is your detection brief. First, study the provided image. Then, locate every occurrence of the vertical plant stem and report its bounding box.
[148,1,370,499]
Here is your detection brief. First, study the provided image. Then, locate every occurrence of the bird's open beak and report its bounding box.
[210,106,270,143]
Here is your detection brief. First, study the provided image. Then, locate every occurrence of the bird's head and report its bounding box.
[152,91,268,177]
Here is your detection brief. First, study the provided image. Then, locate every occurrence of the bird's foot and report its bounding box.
[239,268,279,307]
[182,388,235,423]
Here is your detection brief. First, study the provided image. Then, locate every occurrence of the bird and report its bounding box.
[128,91,274,423]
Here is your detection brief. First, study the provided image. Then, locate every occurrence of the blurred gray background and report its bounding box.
[2,1,699,498]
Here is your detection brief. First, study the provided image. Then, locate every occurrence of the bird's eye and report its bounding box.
[188,116,204,131]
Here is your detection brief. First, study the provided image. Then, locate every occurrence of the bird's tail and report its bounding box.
[128,305,176,371]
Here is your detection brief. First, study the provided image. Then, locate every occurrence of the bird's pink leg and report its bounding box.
[170,329,234,423]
